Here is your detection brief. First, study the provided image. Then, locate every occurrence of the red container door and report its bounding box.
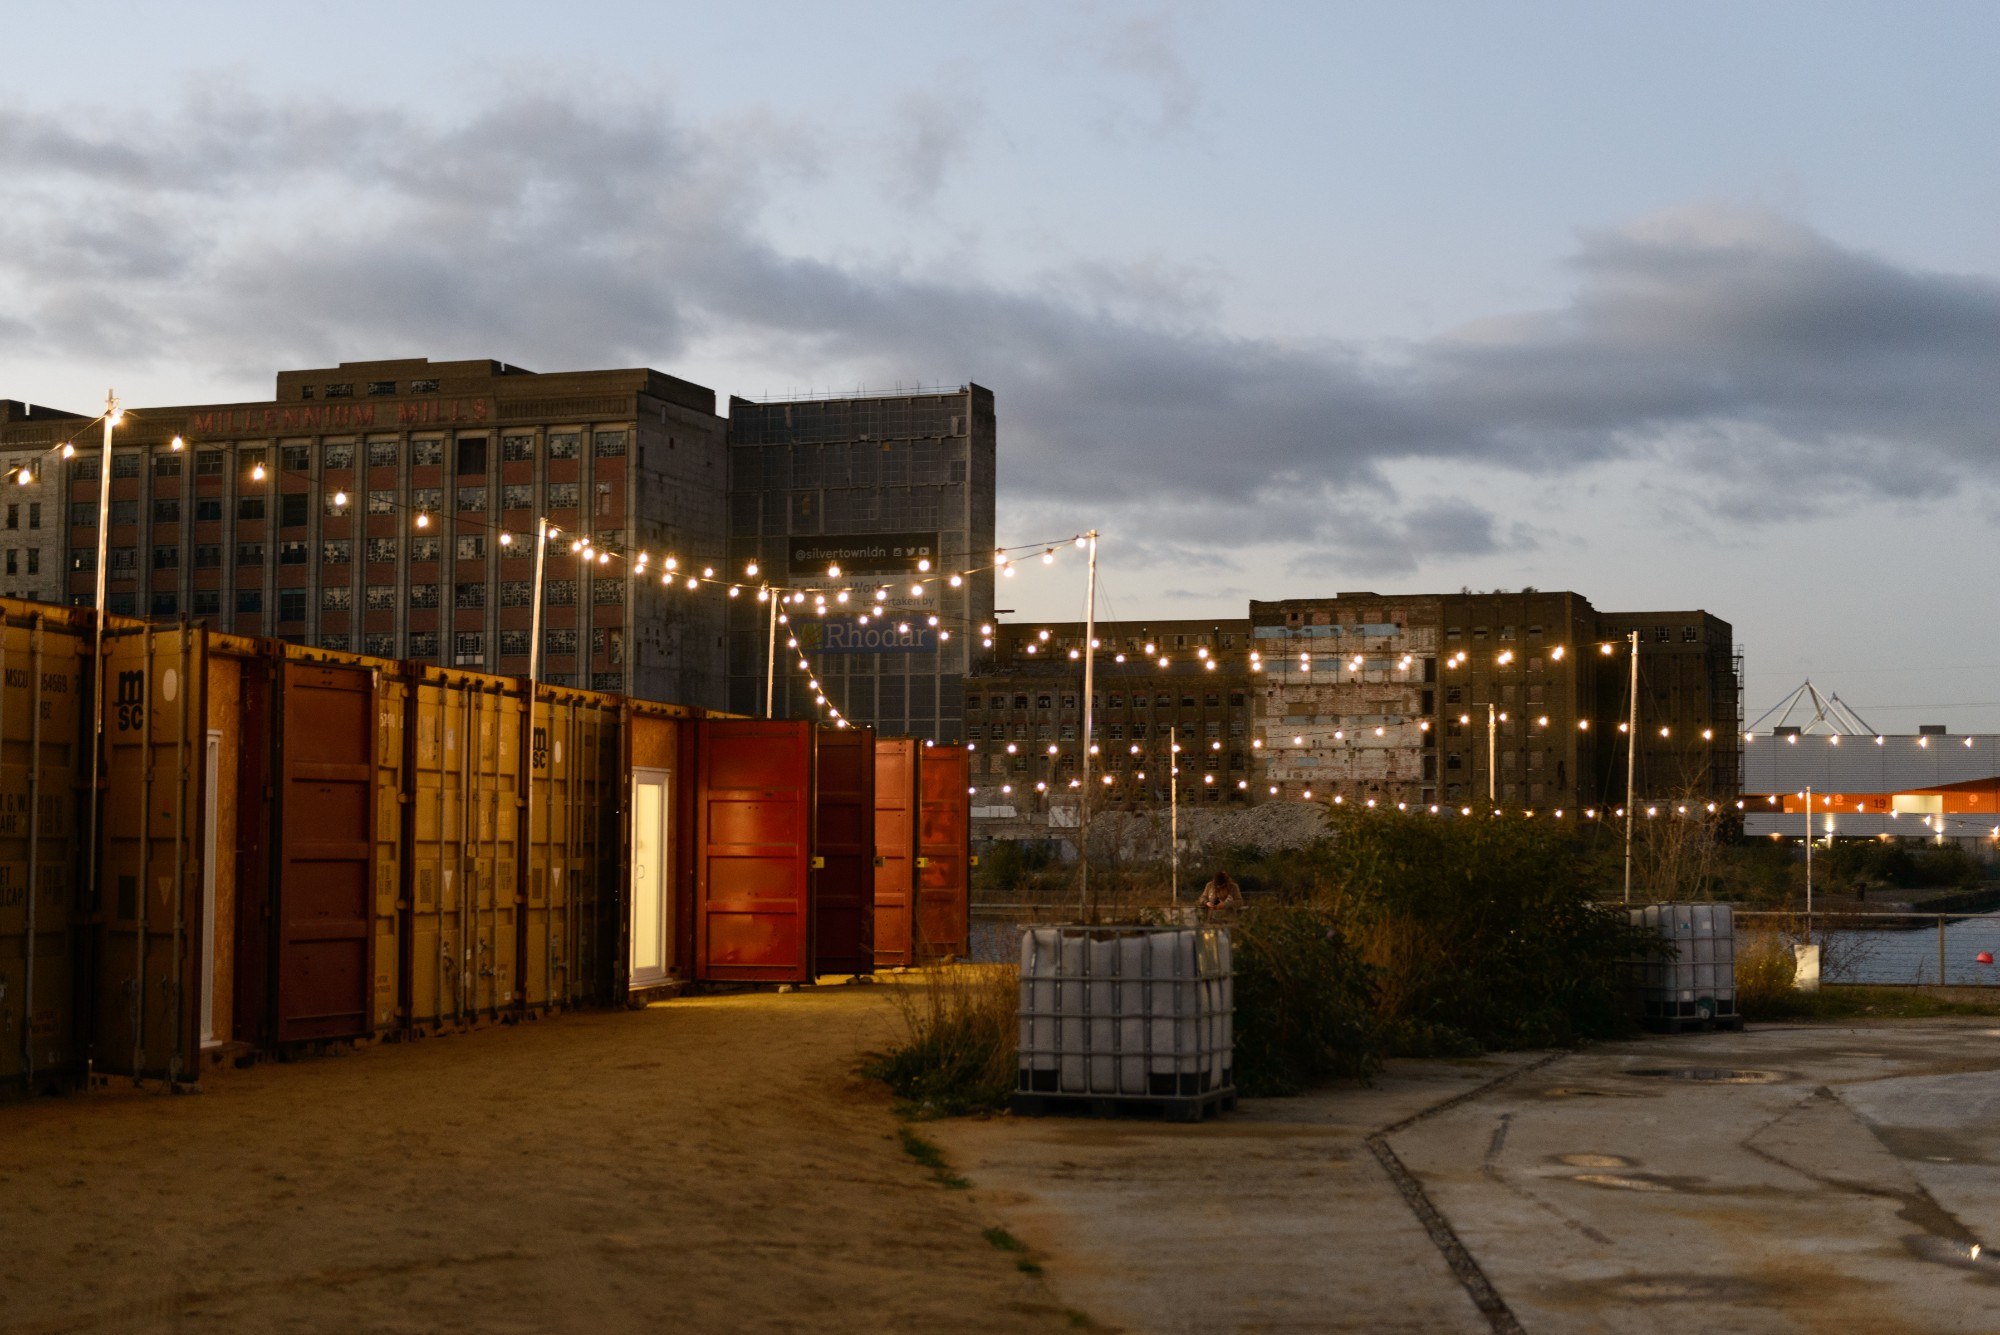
[275,661,375,1042]
[812,727,875,977]
[916,746,971,961]
[695,719,814,983]
[872,739,918,967]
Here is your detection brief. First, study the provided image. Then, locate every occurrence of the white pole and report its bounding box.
[1805,783,1814,942]
[527,516,548,687]
[1487,702,1497,804]
[84,391,116,938]
[1169,723,1179,910]
[764,584,778,718]
[1624,629,1639,904]
[1078,531,1099,922]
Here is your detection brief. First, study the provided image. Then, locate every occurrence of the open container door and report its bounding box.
[695,719,814,984]
[0,609,86,1093]
[811,726,875,977]
[916,744,971,962]
[270,658,376,1044]
[93,624,208,1085]
[871,738,918,968]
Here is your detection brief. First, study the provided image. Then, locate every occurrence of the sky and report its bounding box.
[4,1,1998,725]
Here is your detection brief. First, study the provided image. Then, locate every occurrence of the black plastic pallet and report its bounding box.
[1010,1089,1237,1123]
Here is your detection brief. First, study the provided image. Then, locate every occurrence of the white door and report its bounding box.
[201,729,221,1047]
[629,768,672,987]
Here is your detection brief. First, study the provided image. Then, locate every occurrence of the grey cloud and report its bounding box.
[0,98,1995,542]
[885,90,980,208]
[1096,12,1201,136]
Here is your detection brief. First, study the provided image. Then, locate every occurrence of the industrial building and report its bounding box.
[968,590,1741,827]
[725,386,996,742]
[1740,682,2000,845]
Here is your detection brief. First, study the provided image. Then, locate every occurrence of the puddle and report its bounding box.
[1541,1086,1645,1099]
[1570,1173,1675,1192]
[1623,1068,1784,1084]
[1555,1153,1635,1169]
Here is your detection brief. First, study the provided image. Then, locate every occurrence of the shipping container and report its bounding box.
[406,667,524,1031]
[92,624,208,1084]
[812,727,875,977]
[622,699,696,995]
[695,719,815,983]
[525,686,621,1011]
[0,608,86,1093]
[916,744,971,961]
[872,738,919,968]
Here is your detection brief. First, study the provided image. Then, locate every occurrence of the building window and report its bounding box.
[280,541,308,565]
[154,453,182,477]
[280,493,309,527]
[367,380,397,396]
[547,432,580,460]
[150,592,178,616]
[545,482,578,510]
[1682,626,1699,642]
[112,452,141,478]
[592,577,624,605]
[279,590,306,623]
[454,583,485,610]
[194,544,221,569]
[456,439,487,475]
[105,592,135,615]
[281,445,310,472]
[456,535,484,560]
[26,502,37,530]
[323,586,351,611]
[591,672,623,692]
[1447,754,1463,770]
[236,542,265,566]
[545,628,577,655]
[324,493,350,518]
[111,500,139,526]
[196,498,222,522]
[367,490,397,515]
[324,383,353,398]
[1654,626,1670,643]
[153,499,180,524]
[366,537,398,565]
[410,537,440,562]
[72,458,101,481]
[71,502,96,527]
[238,497,265,521]
[8,503,22,530]
[367,441,399,468]
[70,550,95,572]
[195,451,224,476]
[411,440,443,467]
[502,435,534,462]
[546,579,576,606]
[319,630,353,650]
[236,589,262,614]
[364,632,397,656]
[191,590,220,615]
[151,547,176,570]
[323,443,354,470]
[500,580,531,608]
[592,430,628,457]
[592,628,624,664]
[456,486,486,512]
[500,629,529,656]
[322,540,351,565]
[408,584,438,608]
[410,487,442,512]
[502,484,533,510]
[409,379,439,394]
[365,586,396,612]
[408,631,438,656]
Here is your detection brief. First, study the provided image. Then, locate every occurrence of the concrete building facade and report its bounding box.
[725,386,996,741]
[1,359,731,707]
[0,401,78,605]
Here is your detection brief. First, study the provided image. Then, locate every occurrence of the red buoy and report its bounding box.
[1977,951,1995,966]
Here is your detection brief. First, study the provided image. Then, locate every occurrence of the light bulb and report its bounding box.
[62,443,74,459]
[251,462,266,481]
[948,574,962,588]
[917,558,931,572]
[746,561,759,577]
[416,511,429,529]
[1042,549,1055,564]
[170,436,184,452]
[827,563,841,578]
[909,584,923,597]
[333,490,348,507]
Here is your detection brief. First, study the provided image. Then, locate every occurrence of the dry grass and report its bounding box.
[865,965,1020,1115]
[1736,930,1799,1012]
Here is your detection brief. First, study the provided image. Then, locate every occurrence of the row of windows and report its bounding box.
[969,691,1246,711]
[5,549,39,576]
[5,503,40,531]
[74,479,607,530]
[92,551,625,607]
[73,430,628,483]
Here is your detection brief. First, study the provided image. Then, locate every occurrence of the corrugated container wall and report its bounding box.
[872,738,919,968]
[916,745,971,961]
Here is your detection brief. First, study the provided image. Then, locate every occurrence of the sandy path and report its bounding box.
[0,987,1076,1334]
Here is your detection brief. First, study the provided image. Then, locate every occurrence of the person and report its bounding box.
[1198,871,1243,920]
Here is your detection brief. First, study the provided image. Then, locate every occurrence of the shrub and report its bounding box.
[864,965,1019,1115]
[1230,902,1380,1095]
[1735,930,1799,1017]
[1319,809,1652,1053]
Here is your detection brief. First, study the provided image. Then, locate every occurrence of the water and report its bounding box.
[1741,913,2000,987]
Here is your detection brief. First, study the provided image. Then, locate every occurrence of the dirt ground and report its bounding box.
[0,985,1078,1335]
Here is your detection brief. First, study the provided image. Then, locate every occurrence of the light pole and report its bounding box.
[1487,703,1497,804]
[84,390,119,933]
[1076,531,1099,922]
[1623,629,1640,904]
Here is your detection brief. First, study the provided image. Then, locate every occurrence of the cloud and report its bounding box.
[1,95,1996,552]
[884,89,980,208]
[1095,12,1202,136]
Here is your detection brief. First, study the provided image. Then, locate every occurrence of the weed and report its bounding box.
[982,1226,1027,1252]
[897,1126,971,1189]
[1016,1258,1044,1275]
[864,966,1019,1115]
